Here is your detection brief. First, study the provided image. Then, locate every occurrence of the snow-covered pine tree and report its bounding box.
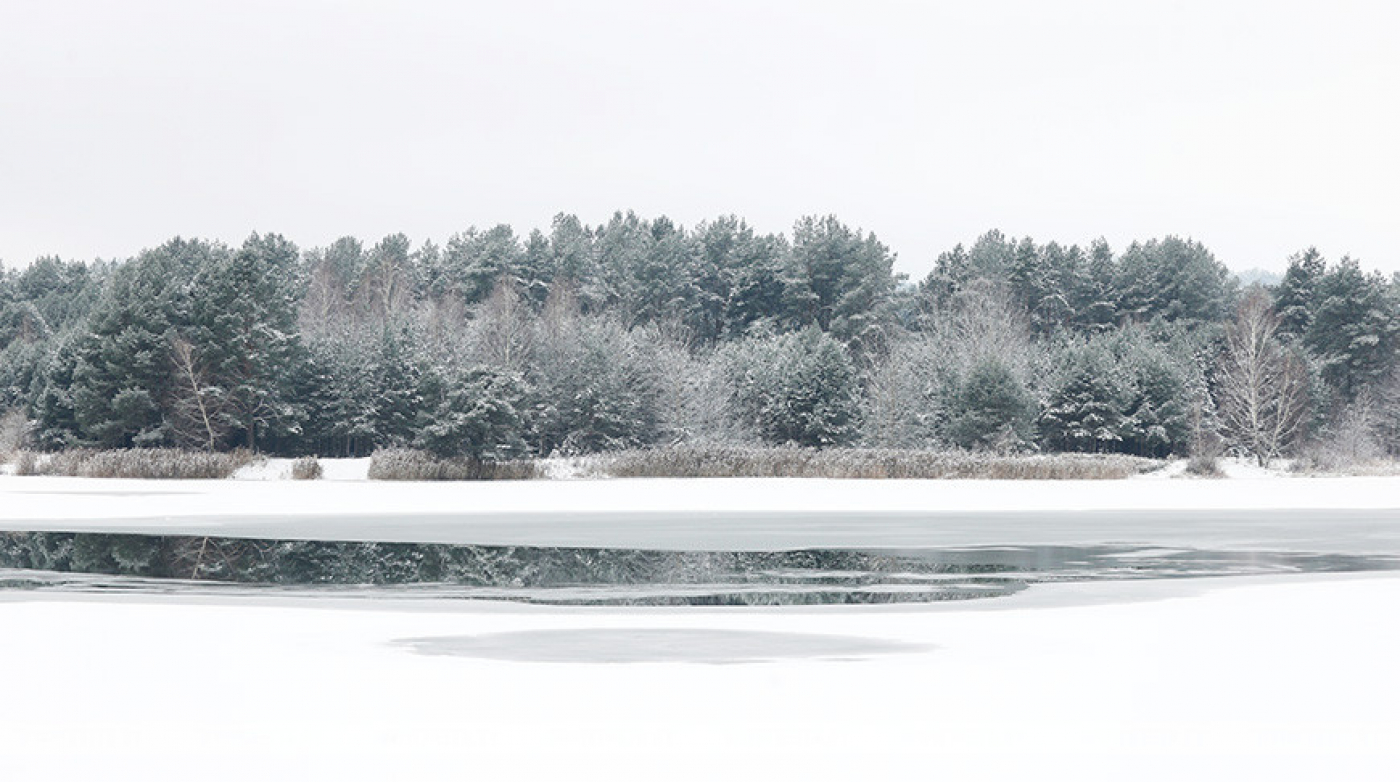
[186,233,302,451]
[723,327,861,448]
[70,238,212,448]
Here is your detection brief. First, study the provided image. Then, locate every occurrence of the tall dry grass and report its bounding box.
[572,445,1159,480]
[12,448,254,479]
[13,444,1162,481]
[367,448,542,481]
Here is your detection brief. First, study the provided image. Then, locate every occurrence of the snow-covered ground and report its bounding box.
[5,458,1398,778]
[230,456,373,481]
[2,573,1396,781]
[4,460,1400,553]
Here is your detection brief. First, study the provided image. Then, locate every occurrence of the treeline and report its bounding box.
[2,213,1399,464]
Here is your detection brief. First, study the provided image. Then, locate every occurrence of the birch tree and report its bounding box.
[1217,290,1310,465]
[169,336,227,451]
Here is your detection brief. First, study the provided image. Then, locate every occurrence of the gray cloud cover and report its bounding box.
[1,0,1396,277]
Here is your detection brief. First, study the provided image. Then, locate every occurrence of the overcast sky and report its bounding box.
[1,0,1396,279]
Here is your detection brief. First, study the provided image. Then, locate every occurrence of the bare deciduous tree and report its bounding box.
[651,337,741,445]
[0,407,30,457]
[867,282,1038,447]
[1216,290,1310,465]
[299,255,351,337]
[471,276,535,371]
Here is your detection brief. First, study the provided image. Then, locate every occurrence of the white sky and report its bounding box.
[1,0,1396,279]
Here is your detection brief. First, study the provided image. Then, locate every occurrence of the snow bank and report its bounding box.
[2,572,1395,781]
[231,456,372,481]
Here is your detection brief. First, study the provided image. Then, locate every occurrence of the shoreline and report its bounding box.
[5,466,1400,553]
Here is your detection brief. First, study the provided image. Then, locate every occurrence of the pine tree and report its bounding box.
[439,225,525,306]
[1306,257,1400,401]
[1115,330,1193,456]
[185,233,303,451]
[545,214,602,311]
[1274,247,1325,340]
[917,243,971,316]
[685,216,788,342]
[785,215,899,352]
[1114,237,1236,326]
[947,359,1036,451]
[414,366,528,460]
[27,335,83,449]
[1069,238,1119,332]
[1039,341,1128,452]
[70,238,211,447]
[518,229,556,306]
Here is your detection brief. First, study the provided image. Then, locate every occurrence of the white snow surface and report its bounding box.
[5,459,1400,778]
[231,456,372,481]
[2,573,1396,781]
[5,461,1400,552]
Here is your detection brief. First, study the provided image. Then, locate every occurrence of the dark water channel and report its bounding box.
[2,531,1397,606]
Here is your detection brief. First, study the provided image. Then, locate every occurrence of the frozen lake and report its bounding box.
[4,535,1398,605]
[4,473,1400,778]
[3,572,1398,780]
[7,473,1400,554]
[6,472,1400,606]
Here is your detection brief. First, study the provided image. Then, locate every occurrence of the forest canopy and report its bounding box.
[3,213,1399,466]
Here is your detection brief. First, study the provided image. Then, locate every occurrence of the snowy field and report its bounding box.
[4,462,1399,779]
[5,460,1400,554]
[1,573,1397,781]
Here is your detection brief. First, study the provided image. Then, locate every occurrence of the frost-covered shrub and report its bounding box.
[869,284,1041,450]
[1290,398,1392,474]
[651,337,747,446]
[864,339,948,448]
[1184,454,1224,477]
[291,456,323,480]
[14,450,40,475]
[527,313,664,455]
[722,328,861,448]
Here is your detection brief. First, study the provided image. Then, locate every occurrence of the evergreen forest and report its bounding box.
[3,212,1399,467]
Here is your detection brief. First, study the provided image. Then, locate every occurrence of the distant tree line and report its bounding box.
[4,213,1400,465]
